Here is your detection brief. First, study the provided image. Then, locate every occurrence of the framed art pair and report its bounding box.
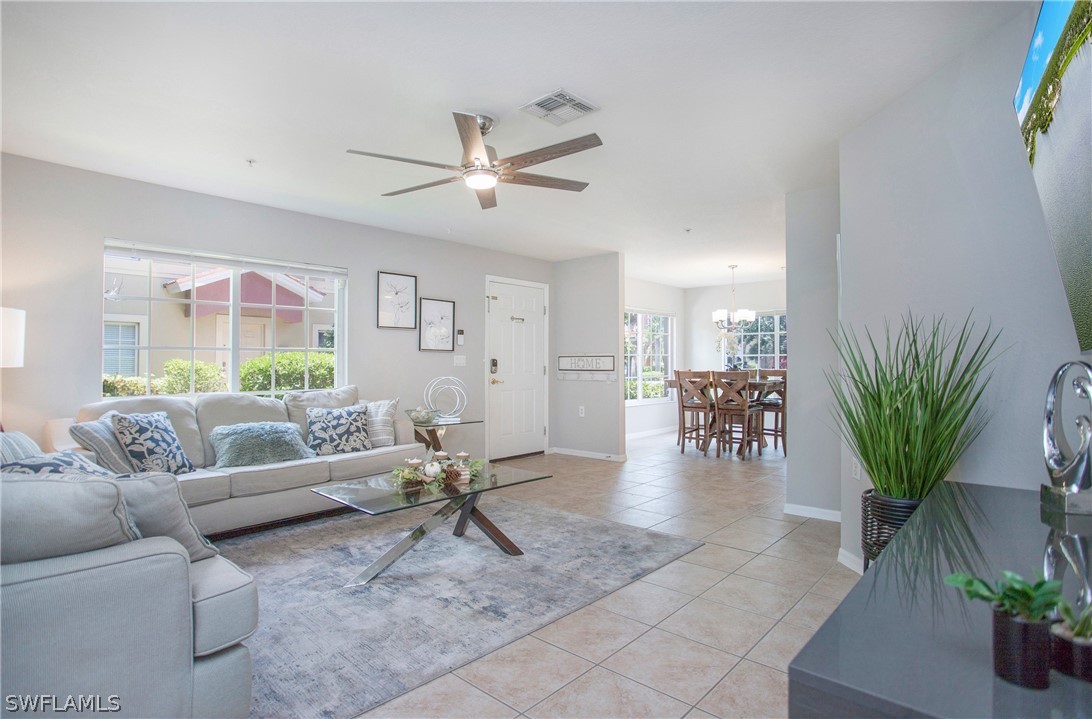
[376,271,455,352]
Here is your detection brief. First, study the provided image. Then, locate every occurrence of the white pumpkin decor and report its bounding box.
[423,461,442,478]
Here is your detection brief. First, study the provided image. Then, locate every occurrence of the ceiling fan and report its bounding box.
[347,112,602,210]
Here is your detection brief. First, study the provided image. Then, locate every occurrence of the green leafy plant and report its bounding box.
[827,312,1001,499]
[1059,601,1092,639]
[239,352,334,392]
[103,374,148,397]
[153,358,227,395]
[944,570,1063,621]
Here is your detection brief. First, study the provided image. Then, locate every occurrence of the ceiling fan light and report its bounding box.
[463,169,499,190]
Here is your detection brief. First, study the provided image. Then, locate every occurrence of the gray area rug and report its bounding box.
[216,495,702,719]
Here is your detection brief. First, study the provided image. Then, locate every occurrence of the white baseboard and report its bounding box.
[548,447,627,462]
[838,548,864,575]
[783,503,842,523]
[625,426,675,441]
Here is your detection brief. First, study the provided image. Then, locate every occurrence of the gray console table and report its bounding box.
[789,482,1092,718]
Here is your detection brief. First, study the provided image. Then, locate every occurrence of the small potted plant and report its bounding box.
[1053,601,1092,682]
[945,570,1062,689]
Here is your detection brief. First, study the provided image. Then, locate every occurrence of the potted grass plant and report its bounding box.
[945,570,1063,689]
[827,313,1001,569]
[1053,601,1092,682]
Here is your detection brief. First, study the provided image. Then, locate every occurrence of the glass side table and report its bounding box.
[410,417,482,455]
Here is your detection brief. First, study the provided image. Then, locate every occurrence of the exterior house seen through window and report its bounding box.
[624,311,674,403]
[102,242,347,397]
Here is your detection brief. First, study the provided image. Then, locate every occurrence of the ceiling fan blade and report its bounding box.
[347,149,461,172]
[381,176,462,197]
[453,112,490,167]
[476,187,498,210]
[494,134,603,172]
[499,172,589,192]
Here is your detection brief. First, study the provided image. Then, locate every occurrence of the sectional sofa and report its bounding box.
[51,386,425,535]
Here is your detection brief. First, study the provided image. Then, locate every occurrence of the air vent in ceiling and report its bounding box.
[520,89,600,126]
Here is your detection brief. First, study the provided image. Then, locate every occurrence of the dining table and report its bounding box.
[665,373,785,456]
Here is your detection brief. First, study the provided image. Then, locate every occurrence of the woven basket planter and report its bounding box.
[861,489,922,570]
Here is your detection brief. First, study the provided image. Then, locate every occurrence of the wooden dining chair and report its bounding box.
[712,370,763,458]
[758,369,786,454]
[676,370,715,455]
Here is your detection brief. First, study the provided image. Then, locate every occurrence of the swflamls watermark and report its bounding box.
[4,695,121,713]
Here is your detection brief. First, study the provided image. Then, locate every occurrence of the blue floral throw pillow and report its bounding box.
[111,412,195,475]
[1,450,115,477]
[307,404,371,455]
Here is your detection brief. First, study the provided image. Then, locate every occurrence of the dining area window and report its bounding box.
[724,312,788,371]
[624,311,674,403]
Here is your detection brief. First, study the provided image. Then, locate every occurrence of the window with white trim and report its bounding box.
[624,311,674,403]
[102,242,347,397]
[103,321,139,376]
[724,312,788,371]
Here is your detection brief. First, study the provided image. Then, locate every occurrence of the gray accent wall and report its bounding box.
[0,154,555,457]
[836,9,1089,564]
[550,253,625,459]
[784,185,840,516]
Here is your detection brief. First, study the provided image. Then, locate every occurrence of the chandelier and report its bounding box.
[711,265,756,331]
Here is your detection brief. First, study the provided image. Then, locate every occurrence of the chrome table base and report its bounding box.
[345,492,523,587]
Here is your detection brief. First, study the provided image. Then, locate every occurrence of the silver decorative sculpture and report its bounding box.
[423,376,468,418]
[1041,361,1092,515]
[1042,508,1092,614]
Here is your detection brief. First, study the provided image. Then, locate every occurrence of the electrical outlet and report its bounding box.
[453,355,466,367]
[852,461,861,481]
[578,406,585,418]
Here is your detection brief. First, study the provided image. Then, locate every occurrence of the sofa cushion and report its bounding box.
[283,385,359,438]
[176,468,231,507]
[68,411,134,473]
[209,421,316,468]
[114,473,219,562]
[195,394,290,465]
[77,396,205,468]
[306,404,371,455]
[227,457,330,497]
[0,431,42,464]
[1,450,115,478]
[112,412,195,475]
[363,398,400,448]
[325,442,423,483]
[0,476,137,564]
[189,556,258,656]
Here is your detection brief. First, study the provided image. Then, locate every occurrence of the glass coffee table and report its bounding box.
[312,464,552,587]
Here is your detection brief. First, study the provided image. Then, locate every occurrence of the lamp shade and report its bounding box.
[1,307,26,368]
[733,309,757,323]
[711,309,729,323]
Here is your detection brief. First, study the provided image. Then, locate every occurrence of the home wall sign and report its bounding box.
[558,355,615,371]
[556,355,616,381]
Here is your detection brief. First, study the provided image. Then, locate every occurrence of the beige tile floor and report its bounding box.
[361,432,861,719]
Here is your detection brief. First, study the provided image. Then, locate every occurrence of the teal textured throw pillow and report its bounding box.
[209,422,316,468]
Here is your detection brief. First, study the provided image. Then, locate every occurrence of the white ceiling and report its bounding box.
[2,1,1024,287]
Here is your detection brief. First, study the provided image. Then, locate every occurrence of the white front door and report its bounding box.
[487,280,547,460]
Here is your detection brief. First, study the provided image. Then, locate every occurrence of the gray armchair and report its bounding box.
[1,474,256,718]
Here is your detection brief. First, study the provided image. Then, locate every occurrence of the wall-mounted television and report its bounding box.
[1014,0,1091,351]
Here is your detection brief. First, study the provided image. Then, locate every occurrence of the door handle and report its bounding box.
[490,378,505,385]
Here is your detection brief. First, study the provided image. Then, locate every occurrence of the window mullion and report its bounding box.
[229,270,241,392]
